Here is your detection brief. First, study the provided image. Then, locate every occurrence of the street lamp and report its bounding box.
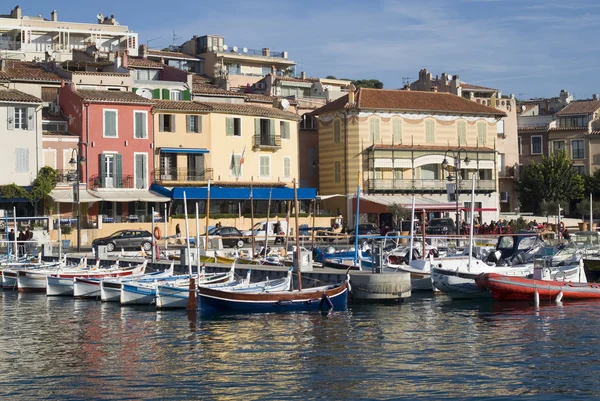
[69,148,86,252]
[442,149,470,235]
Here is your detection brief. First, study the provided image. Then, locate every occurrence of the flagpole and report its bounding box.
[250,185,255,258]
[263,188,272,261]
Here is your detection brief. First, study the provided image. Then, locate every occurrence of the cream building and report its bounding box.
[313,87,506,227]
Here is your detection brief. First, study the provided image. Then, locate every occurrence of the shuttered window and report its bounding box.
[103,110,118,137]
[230,154,242,177]
[334,161,341,183]
[425,120,435,143]
[134,153,147,189]
[280,121,290,139]
[43,149,56,168]
[457,121,467,145]
[283,157,291,178]
[134,111,147,138]
[15,148,29,173]
[259,155,270,177]
[334,119,341,143]
[186,115,202,133]
[392,119,402,144]
[477,122,487,146]
[370,118,380,143]
[226,117,241,136]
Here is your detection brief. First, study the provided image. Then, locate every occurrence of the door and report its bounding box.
[135,153,147,189]
[187,154,204,181]
[160,154,176,180]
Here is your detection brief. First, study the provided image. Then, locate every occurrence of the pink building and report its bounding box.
[59,84,168,222]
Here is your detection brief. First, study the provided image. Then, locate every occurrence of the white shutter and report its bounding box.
[27,107,35,131]
[283,157,291,178]
[7,107,14,130]
[43,149,56,168]
[15,148,29,173]
[260,156,270,177]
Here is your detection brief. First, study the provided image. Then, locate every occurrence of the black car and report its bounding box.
[349,223,379,243]
[92,229,153,252]
[207,226,246,248]
[425,218,456,235]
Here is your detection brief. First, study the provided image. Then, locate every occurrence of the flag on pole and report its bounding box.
[240,145,246,165]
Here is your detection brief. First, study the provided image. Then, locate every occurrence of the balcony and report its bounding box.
[55,169,78,187]
[89,175,134,190]
[155,168,213,184]
[0,40,21,51]
[366,179,496,194]
[253,134,281,150]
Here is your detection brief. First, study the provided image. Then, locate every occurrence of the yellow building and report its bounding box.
[313,87,506,228]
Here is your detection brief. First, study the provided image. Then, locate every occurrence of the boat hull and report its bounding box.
[121,283,156,305]
[17,272,47,293]
[73,278,101,299]
[46,276,74,296]
[100,281,122,302]
[476,273,600,301]
[156,285,188,309]
[2,271,17,290]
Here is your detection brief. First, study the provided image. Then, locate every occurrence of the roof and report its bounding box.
[71,71,130,77]
[555,100,600,116]
[313,88,507,116]
[370,144,496,152]
[461,82,498,92]
[0,89,42,103]
[153,100,212,113]
[42,109,68,121]
[192,84,245,97]
[275,75,318,84]
[75,90,154,105]
[192,75,212,85]
[1,61,62,83]
[127,57,164,69]
[202,102,300,120]
[245,93,297,105]
[148,49,199,61]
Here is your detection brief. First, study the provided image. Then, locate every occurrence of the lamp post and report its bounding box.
[442,149,470,235]
[69,148,86,252]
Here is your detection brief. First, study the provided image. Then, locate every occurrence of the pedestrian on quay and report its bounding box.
[176,223,181,244]
[17,229,26,256]
[563,228,571,241]
[273,219,282,244]
[8,229,14,243]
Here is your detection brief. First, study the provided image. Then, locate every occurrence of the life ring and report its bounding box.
[154,226,161,240]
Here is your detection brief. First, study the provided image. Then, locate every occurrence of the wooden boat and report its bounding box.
[47,258,120,296]
[17,257,91,293]
[475,272,600,301]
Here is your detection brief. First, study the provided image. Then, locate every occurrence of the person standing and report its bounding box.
[273,219,282,244]
[175,224,182,244]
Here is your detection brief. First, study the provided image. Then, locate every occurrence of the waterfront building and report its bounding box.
[59,84,169,223]
[410,69,519,213]
[0,59,63,103]
[147,48,203,75]
[0,5,138,62]
[312,87,506,227]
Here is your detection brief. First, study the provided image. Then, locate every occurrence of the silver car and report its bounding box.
[92,229,153,252]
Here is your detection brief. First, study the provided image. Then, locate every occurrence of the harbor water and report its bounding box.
[1,292,599,400]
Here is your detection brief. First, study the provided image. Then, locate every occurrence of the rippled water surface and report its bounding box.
[1,292,600,400]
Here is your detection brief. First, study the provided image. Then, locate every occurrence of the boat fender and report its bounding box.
[154,227,161,240]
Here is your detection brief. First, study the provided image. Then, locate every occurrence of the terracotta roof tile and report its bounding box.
[42,109,68,121]
[1,61,62,82]
[555,100,600,116]
[153,100,212,113]
[192,84,246,97]
[192,75,212,85]
[371,144,496,152]
[244,93,297,105]
[313,88,507,116]
[202,102,299,120]
[0,89,42,103]
[75,90,154,105]
[127,57,164,69]
[148,49,199,60]
[72,71,130,77]
[461,82,498,92]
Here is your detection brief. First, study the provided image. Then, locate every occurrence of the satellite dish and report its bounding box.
[137,89,153,99]
[96,13,104,20]
[212,45,218,52]
[232,46,238,52]
[242,47,248,53]
[222,44,228,51]
[280,99,290,111]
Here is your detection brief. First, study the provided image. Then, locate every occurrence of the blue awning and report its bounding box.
[160,148,209,154]
[170,186,317,201]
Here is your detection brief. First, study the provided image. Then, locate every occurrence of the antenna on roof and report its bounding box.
[402,77,411,86]
[172,30,182,47]
[242,47,248,54]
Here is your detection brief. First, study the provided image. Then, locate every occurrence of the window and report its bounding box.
[100,153,122,188]
[280,121,290,139]
[301,115,315,130]
[259,155,270,178]
[370,118,380,143]
[230,154,242,177]
[42,122,67,132]
[392,119,402,144]
[134,111,147,139]
[334,119,341,143]
[255,118,276,146]
[500,192,508,203]
[159,114,175,132]
[497,120,505,135]
[103,110,118,137]
[560,116,589,128]
[572,139,585,159]
[425,120,435,143]
[186,115,202,133]
[160,153,177,179]
[15,148,29,173]
[421,164,439,180]
[477,121,487,146]
[334,161,341,183]
[14,107,27,130]
[531,136,542,155]
[552,140,565,154]
[43,149,56,169]
[393,169,403,180]
[135,69,159,81]
[134,153,148,189]
[170,90,182,101]
[574,165,586,175]
[226,117,241,136]
[518,137,522,155]
[457,121,466,145]
[374,169,382,179]
[283,157,291,178]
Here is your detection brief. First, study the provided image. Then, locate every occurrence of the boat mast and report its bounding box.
[408,195,415,264]
[293,179,302,291]
[204,179,211,254]
[467,175,475,271]
[284,200,291,251]
[13,206,17,258]
[183,191,192,276]
[263,188,272,262]
[250,185,255,257]
[195,202,200,274]
[353,178,360,267]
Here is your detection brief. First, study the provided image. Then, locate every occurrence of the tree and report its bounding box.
[388,203,411,229]
[326,75,337,79]
[518,150,584,214]
[584,169,600,198]
[352,79,384,89]
[575,197,600,218]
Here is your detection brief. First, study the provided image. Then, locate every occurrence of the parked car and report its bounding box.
[425,218,456,235]
[349,223,379,243]
[206,226,247,248]
[92,229,153,252]
[241,221,289,242]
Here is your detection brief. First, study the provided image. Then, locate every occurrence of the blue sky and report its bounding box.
[12,0,600,99]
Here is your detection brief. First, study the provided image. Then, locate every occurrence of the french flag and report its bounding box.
[240,145,246,165]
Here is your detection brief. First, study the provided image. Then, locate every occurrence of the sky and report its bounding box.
[11,0,600,99]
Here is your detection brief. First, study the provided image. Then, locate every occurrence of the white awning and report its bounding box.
[359,195,456,211]
[89,190,170,203]
[50,189,99,203]
[317,194,346,200]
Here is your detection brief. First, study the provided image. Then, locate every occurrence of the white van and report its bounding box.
[242,220,289,242]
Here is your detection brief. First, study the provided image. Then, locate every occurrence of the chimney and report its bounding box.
[262,48,270,57]
[51,10,58,22]
[11,6,22,19]
[0,59,5,71]
[122,51,128,68]
[301,71,306,80]
[139,44,148,59]
[594,94,599,101]
[347,84,356,104]
[431,86,438,92]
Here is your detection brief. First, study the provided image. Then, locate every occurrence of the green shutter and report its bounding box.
[198,116,203,133]
[426,120,435,143]
[370,119,380,143]
[99,154,107,187]
[392,119,402,144]
[458,121,466,145]
[186,115,191,133]
[183,90,191,100]
[162,89,170,100]
[478,122,486,146]
[115,154,123,188]
[269,120,275,138]
[152,89,161,99]
[132,88,138,94]
[7,107,14,130]
[226,117,234,136]
[159,115,165,132]
[254,118,260,135]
